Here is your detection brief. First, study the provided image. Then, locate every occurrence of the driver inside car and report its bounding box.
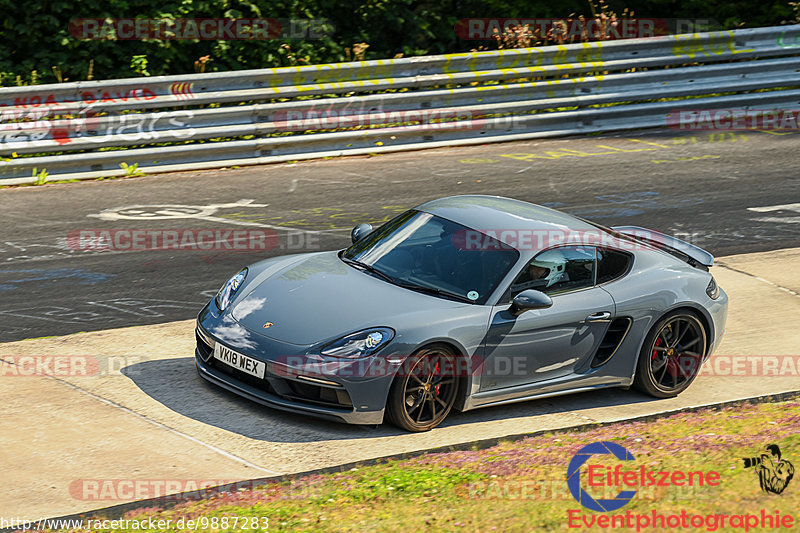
[509,249,572,295]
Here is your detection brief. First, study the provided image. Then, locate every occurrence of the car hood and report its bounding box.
[231,251,468,345]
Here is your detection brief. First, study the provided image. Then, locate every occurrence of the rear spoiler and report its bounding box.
[611,225,714,269]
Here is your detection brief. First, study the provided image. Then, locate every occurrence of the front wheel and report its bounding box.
[633,310,707,398]
[386,345,458,432]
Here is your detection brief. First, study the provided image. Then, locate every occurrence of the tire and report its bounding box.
[633,309,707,398]
[386,345,458,432]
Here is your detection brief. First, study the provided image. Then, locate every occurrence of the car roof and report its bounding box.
[415,195,599,234]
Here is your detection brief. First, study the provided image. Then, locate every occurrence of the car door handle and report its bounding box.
[585,312,612,322]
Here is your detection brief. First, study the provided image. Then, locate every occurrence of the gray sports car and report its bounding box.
[195,195,727,431]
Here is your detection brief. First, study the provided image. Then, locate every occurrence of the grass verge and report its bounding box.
[48,399,800,532]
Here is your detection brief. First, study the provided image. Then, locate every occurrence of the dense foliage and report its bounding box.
[0,0,796,85]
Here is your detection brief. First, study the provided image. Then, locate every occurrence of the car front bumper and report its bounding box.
[194,320,392,425]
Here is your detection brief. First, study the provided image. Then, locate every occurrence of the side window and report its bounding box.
[507,246,596,299]
[597,248,632,284]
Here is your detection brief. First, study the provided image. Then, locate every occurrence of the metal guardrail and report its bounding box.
[1,25,799,184]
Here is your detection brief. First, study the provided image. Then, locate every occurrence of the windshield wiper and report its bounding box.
[340,257,395,283]
[393,281,474,304]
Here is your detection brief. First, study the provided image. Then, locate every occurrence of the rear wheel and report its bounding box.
[386,345,458,432]
[633,310,707,398]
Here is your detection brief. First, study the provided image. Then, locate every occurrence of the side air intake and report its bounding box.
[591,317,632,368]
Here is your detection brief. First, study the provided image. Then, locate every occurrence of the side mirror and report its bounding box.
[509,289,552,316]
[351,223,373,243]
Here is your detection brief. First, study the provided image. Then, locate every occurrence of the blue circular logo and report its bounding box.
[567,441,637,512]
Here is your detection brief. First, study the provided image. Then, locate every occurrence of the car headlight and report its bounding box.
[706,276,719,300]
[320,328,394,358]
[215,268,248,311]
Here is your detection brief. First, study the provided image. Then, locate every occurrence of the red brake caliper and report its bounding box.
[433,361,441,395]
[652,338,662,359]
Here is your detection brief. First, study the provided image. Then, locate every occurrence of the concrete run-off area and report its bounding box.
[1,248,799,520]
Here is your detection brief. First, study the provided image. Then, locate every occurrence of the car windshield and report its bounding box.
[342,210,519,304]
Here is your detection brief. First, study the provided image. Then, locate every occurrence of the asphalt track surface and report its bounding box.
[1,127,799,342]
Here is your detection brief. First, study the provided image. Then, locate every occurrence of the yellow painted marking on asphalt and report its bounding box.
[669,133,748,145]
[754,130,800,136]
[460,158,499,164]
[501,151,573,161]
[670,136,699,145]
[500,139,669,162]
[555,148,642,156]
[651,155,722,164]
[626,138,671,148]
[707,132,748,143]
[593,145,658,153]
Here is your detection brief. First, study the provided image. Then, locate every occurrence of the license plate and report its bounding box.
[213,343,266,379]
